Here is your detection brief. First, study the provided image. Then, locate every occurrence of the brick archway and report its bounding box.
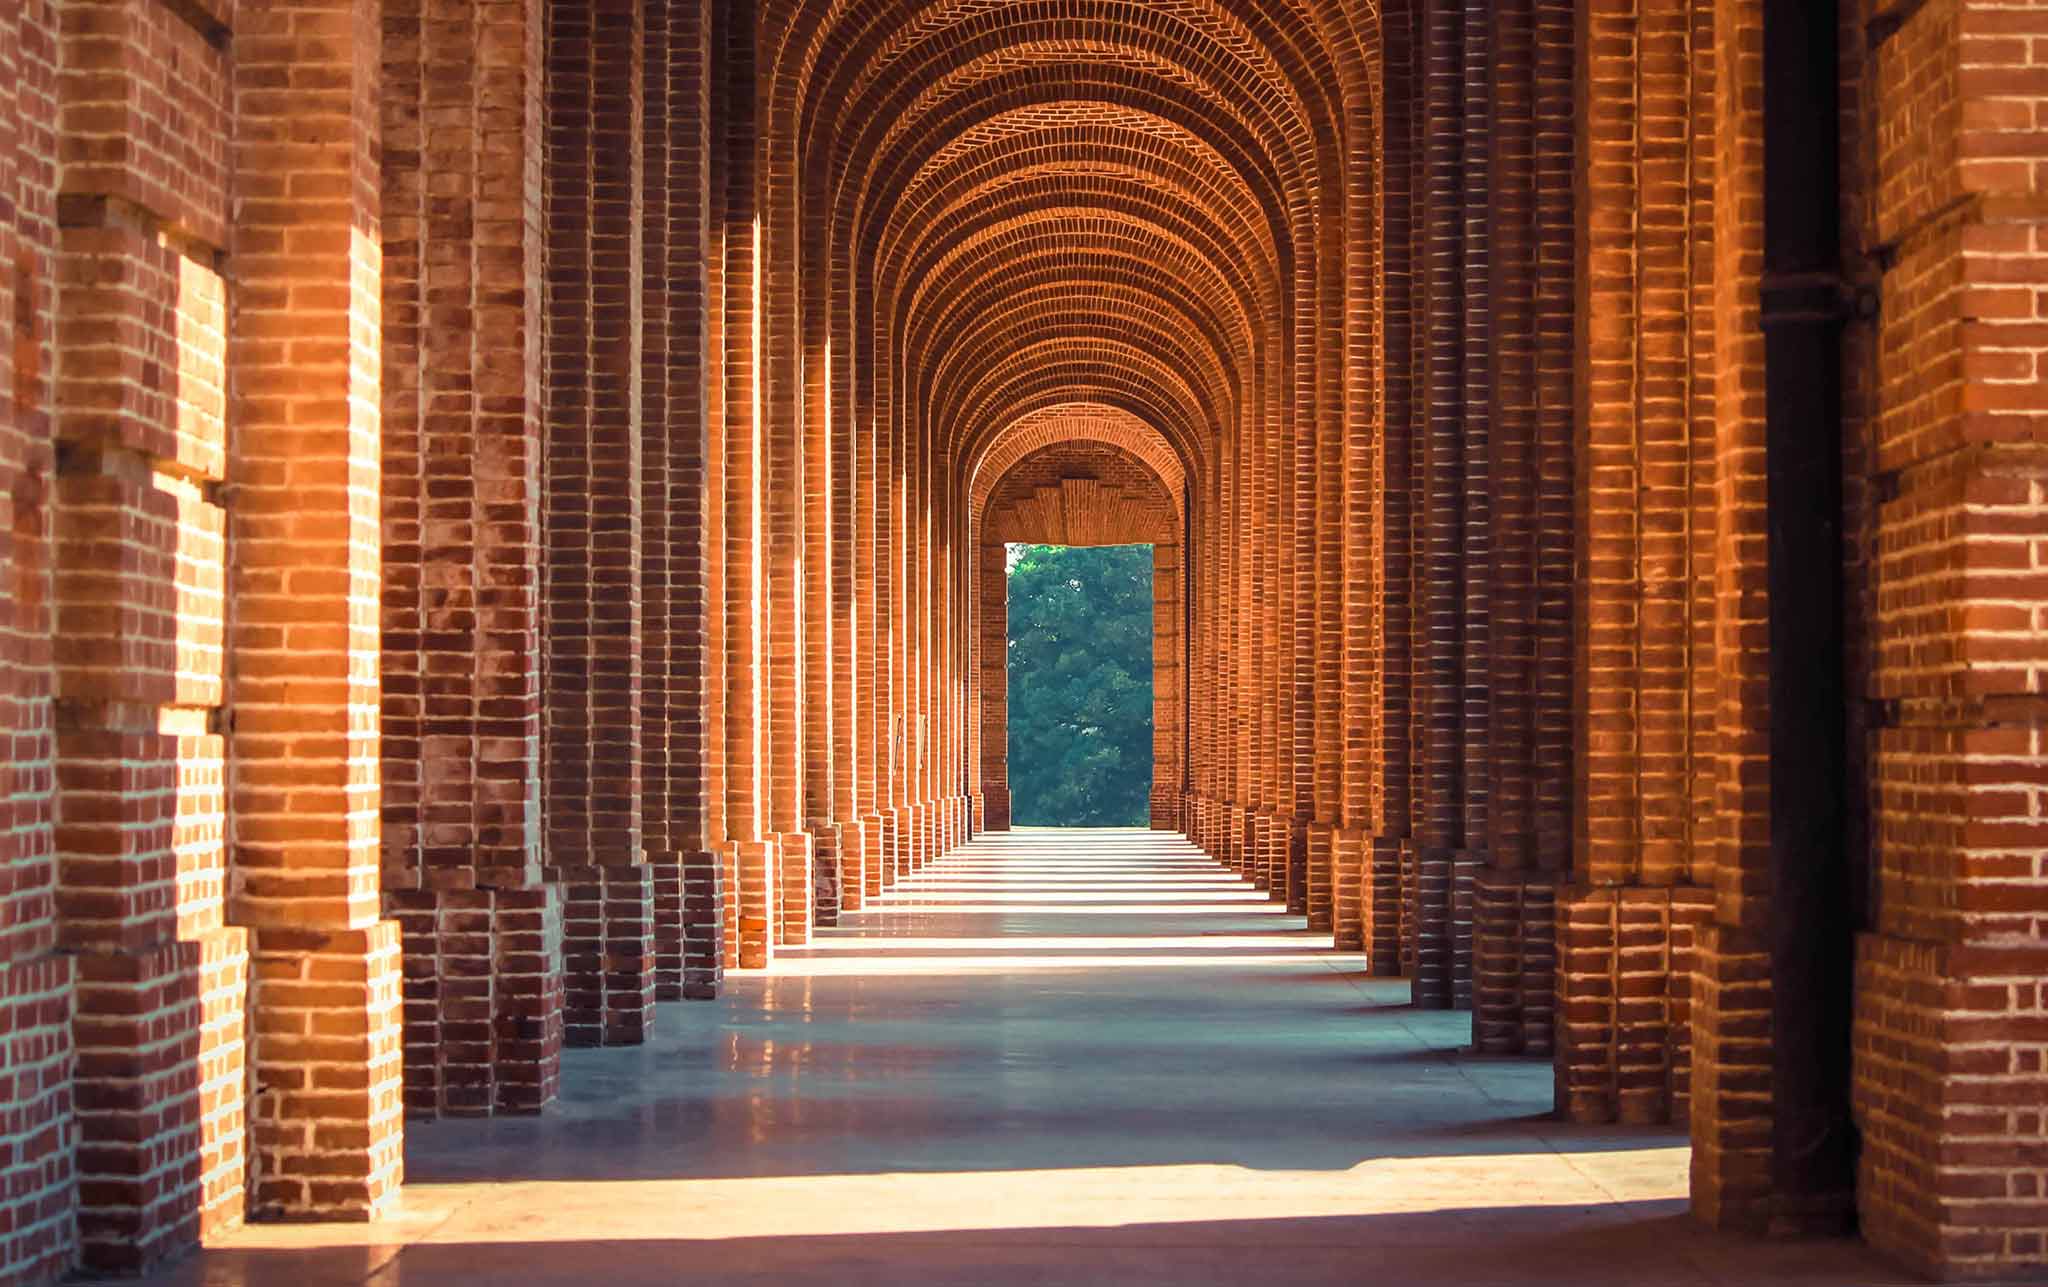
[4,1,2046,1281]
[972,440,1185,833]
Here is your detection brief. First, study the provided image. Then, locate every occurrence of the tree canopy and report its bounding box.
[1006,543,1154,826]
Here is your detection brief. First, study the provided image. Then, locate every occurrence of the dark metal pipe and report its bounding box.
[1760,0,1858,1232]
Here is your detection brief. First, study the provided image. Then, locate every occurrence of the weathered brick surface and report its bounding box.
[1848,0,2048,1273]
[230,0,402,1228]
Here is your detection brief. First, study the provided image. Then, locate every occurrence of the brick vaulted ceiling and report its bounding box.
[762,0,1385,864]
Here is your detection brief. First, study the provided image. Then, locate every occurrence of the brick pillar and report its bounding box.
[0,8,75,1281]
[1366,4,1419,973]
[712,0,772,967]
[976,540,1010,830]
[1560,0,1720,1118]
[823,215,861,916]
[1152,541,1184,831]
[763,71,810,947]
[0,11,73,1282]
[1850,3,2048,1274]
[39,0,249,1265]
[1414,0,1468,1009]
[642,0,720,997]
[1458,0,1495,951]
[1691,0,1773,1228]
[1466,0,1575,1056]
[229,0,402,1219]
[851,249,885,901]
[542,0,655,1038]
[379,0,568,1115]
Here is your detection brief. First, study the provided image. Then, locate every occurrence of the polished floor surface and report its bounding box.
[129,828,1904,1286]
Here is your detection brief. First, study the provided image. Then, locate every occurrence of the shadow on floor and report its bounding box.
[110,1205,1911,1287]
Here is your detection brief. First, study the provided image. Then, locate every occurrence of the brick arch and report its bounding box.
[957,385,1220,511]
[918,305,1241,455]
[777,0,1346,202]
[938,356,1223,487]
[765,0,1362,912]
[761,0,1375,1086]
[857,82,1297,273]
[972,439,1187,834]
[886,157,1277,355]
[888,175,1269,349]
[968,406,1187,516]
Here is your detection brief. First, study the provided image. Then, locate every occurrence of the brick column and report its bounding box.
[230,0,401,1219]
[1150,542,1183,830]
[1559,0,1720,1119]
[853,276,885,901]
[541,0,655,1041]
[651,0,722,997]
[977,540,1011,829]
[37,0,249,1267]
[1464,0,1574,1057]
[1850,2,2048,1275]
[713,0,773,968]
[827,261,864,909]
[1414,0,1469,1010]
[0,6,73,1281]
[0,5,71,1278]
[379,0,568,1117]
[763,77,812,946]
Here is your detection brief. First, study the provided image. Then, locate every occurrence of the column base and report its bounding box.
[1247,809,1274,891]
[1853,935,2048,1279]
[74,933,250,1273]
[1305,820,1335,931]
[1330,827,1366,950]
[727,839,778,969]
[650,851,686,1001]
[1283,815,1309,916]
[1403,848,1481,1010]
[1149,785,1180,830]
[545,864,655,1046]
[1553,883,1714,1125]
[807,824,839,934]
[879,808,904,889]
[912,801,932,870]
[836,817,868,914]
[1471,872,1560,1056]
[862,811,887,898]
[680,849,725,999]
[0,955,77,1284]
[776,829,815,945]
[248,924,404,1221]
[1364,838,1403,976]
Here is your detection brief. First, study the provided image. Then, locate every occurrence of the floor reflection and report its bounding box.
[122,828,1900,1287]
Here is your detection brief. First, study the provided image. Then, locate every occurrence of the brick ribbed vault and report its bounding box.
[1,1,2045,1284]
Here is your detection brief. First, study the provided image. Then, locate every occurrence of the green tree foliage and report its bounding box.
[1006,543,1154,826]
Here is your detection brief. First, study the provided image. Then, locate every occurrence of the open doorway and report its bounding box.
[1005,542,1154,826]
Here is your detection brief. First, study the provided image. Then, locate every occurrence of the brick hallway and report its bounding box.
[3,0,2046,1281]
[118,830,1899,1287]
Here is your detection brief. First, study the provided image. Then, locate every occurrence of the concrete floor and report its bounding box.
[131,828,1905,1286]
